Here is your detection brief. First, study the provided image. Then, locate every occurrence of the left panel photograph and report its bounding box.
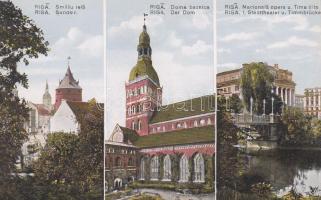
[0,1,104,199]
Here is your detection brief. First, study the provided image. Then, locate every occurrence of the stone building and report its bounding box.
[105,23,215,193]
[304,87,321,119]
[217,63,296,106]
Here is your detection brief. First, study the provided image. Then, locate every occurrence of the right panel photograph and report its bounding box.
[217,0,321,199]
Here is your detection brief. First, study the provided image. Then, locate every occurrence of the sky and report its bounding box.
[106,0,214,137]
[12,0,104,103]
[217,0,321,94]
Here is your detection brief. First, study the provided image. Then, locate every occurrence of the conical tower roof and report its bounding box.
[57,66,81,89]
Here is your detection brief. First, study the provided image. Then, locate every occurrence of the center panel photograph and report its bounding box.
[104,1,215,199]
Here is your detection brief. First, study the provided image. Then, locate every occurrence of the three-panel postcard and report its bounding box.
[1,0,320,199]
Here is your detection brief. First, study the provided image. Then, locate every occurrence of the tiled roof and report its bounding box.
[133,125,214,148]
[66,100,103,120]
[150,95,215,124]
[57,66,82,89]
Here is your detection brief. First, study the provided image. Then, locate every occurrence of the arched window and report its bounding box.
[200,119,206,126]
[207,118,212,125]
[139,158,145,180]
[163,155,171,181]
[128,158,134,166]
[194,153,205,182]
[115,157,121,167]
[176,123,181,128]
[194,120,198,127]
[138,120,142,130]
[150,156,159,180]
[132,105,136,114]
[132,121,136,130]
[179,155,189,182]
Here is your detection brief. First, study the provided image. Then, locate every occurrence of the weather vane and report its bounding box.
[67,56,71,66]
[143,13,148,25]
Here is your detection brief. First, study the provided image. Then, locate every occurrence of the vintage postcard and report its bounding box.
[105,0,215,199]
[217,0,321,199]
[0,1,104,199]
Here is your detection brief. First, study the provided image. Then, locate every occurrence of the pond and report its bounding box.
[244,149,321,196]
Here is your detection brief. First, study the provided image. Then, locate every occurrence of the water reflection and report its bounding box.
[245,149,321,196]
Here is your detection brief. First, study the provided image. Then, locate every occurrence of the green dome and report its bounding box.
[129,59,159,86]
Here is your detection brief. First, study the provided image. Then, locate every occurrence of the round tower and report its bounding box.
[55,64,82,110]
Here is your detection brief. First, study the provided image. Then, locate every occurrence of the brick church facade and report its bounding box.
[105,24,215,193]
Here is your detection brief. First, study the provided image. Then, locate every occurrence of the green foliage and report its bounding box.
[240,62,282,114]
[29,102,104,199]
[217,97,241,189]
[0,1,48,198]
[250,182,274,199]
[281,107,312,144]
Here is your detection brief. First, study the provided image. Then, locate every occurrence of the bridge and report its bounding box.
[231,113,282,149]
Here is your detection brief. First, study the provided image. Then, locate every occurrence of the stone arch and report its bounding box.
[114,178,122,190]
[162,155,171,181]
[179,154,190,182]
[150,155,159,181]
[139,157,145,180]
[193,153,205,183]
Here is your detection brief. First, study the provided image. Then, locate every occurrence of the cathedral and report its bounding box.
[105,24,215,193]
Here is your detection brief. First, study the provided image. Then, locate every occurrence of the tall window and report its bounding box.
[179,155,189,182]
[132,121,136,130]
[150,156,159,180]
[128,158,134,166]
[163,155,171,181]
[138,120,142,130]
[140,158,145,180]
[194,153,205,182]
[115,157,121,167]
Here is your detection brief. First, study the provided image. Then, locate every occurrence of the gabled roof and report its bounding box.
[66,100,103,121]
[57,66,82,89]
[133,125,214,148]
[150,95,215,124]
[119,126,139,144]
[35,104,51,116]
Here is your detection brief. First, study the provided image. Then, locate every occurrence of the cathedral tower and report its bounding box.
[43,80,52,109]
[125,23,162,136]
[55,63,82,110]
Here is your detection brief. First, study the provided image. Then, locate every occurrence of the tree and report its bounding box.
[281,107,311,144]
[229,94,243,113]
[0,1,48,198]
[217,97,241,189]
[240,62,278,114]
[33,100,104,200]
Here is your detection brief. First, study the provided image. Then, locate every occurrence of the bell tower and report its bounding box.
[55,57,82,110]
[125,20,162,136]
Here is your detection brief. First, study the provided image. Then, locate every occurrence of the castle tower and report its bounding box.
[43,80,52,109]
[125,23,162,136]
[55,61,82,110]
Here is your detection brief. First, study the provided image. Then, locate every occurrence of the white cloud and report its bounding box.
[221,32,259,42]
[218,48,231,54]
[108,15,163,37]
[217,63,239,71]
[168,32,183,48]
[192,13,210,29]
[262,15,308,31]
[181,40,212,56]
[267,36,318,49]
[78,35,103,57]
[310,25,321,33]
